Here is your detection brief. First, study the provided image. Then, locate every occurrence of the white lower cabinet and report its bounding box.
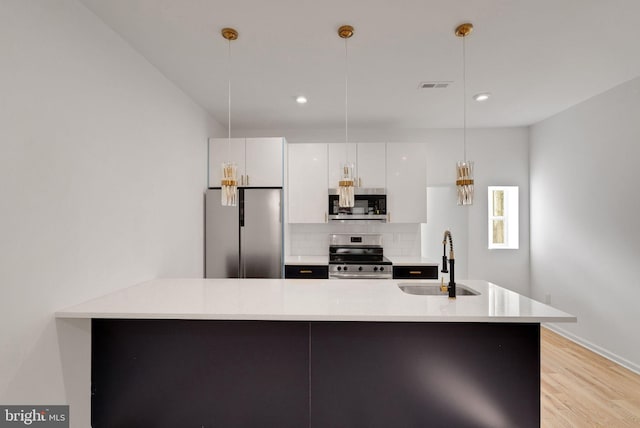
[288,143,328,223]
[386,143,427,223]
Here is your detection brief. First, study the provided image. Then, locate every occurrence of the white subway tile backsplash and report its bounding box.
[384,248,402,257]
[400,233,418,242]
[401,247,417,256]
[288,223,422,257]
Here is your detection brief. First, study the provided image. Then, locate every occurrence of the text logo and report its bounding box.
[0,406,68,427]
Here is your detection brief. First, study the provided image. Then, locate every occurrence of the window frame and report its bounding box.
[488,186,519,250]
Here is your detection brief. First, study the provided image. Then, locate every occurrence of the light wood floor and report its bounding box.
[541,327,640,427]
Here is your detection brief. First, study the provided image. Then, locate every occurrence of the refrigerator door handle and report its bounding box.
[239,189,245,227]
[240,225,245,278]
[239,188,245,277]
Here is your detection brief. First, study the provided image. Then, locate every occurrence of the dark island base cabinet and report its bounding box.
[393,265,439,279]
[285,264,329,279]
[92,320,540,428]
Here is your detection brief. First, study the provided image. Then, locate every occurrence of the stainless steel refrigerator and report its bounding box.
[205,188,283,278]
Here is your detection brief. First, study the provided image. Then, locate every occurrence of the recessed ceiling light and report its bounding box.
[295,96,308,104]
[473,92,491,102]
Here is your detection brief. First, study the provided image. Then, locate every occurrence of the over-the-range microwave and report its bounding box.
[328,188,387,222]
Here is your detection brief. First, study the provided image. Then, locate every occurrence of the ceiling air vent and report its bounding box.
[419,81,452,89]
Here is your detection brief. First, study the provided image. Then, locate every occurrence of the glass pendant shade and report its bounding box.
[456,160,474,206]
[338,163,355,208]
[221,161,238,206]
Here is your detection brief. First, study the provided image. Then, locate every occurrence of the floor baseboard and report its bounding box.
[543,323,640,375]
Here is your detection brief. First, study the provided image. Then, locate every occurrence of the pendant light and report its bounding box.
[455,23,474,206]
[221,27,238,206]
[338,25,355,208]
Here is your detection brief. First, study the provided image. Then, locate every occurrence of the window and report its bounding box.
[488,186,519,249]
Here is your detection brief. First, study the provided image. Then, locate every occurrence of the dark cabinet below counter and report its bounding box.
[392,265,438,280]
[285,265,329,279]
[93,319,541,428]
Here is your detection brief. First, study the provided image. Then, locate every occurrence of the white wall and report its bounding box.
[240,127,530,294]
[0,0,222,410]
[465,129,530,295]
[530,76,640,372]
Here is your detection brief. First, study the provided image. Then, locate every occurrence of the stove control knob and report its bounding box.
[373,266,378,272]
[337,266,342,271]
[344,266,348,271]
[358,266,363,271]
[380,266,385,271]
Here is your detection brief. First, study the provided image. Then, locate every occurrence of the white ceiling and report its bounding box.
[80,0,640,130]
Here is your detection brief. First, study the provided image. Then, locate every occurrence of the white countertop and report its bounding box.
[387,257,439,266]
[285,256,328,265]
[56,278,576,323]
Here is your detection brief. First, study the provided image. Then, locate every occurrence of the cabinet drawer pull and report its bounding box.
[410,271,422,275]
[246,175,250,186]
[300,270,313,274]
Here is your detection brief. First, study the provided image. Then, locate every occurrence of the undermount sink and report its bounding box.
[398,283,481,296]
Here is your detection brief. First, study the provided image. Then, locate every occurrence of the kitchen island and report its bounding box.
[57,278,575,428]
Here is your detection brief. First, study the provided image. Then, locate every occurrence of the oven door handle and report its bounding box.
[329,272,391,279]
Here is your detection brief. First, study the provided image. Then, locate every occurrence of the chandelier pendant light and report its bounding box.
[221,27,239,206]
[455,23,474,206]
[338,25,355,208]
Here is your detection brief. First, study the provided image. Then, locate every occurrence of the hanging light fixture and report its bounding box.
[455,23,474,206]
[220,27,238,206]
[338,25,355,208]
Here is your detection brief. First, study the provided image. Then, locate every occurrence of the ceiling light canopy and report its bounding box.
[296,95,308,104]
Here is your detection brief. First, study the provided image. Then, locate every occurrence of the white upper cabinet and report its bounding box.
[284,142,425,224]
[386,143,427,223]
[245,137,283,187]
[356,143,386,188]
[327,143,385,188]
[327,143,357,189]
[208,138,246,187]
[209,137,284,187]
[288,143,328,223]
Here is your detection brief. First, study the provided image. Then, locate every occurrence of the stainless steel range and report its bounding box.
[328,233,392,279]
